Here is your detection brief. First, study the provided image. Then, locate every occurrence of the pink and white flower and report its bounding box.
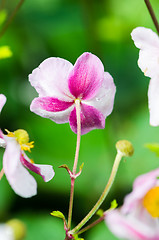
[0,129,55,198]
[29,52,116,135]
[0,95,54,198]
[105,168,159,240]
[131,27,159,126]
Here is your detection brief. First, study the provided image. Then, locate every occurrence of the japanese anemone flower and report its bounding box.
[105,168,159,240]
[29,52,116,135]
[0,95,54,198]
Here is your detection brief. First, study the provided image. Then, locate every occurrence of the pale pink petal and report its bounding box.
[21,153,55,182]
[69,103,105,135]
[122,168,159,213]
[148,77,159,126]
[29,57,74,101]
[106,210,158,240]
[83,72,116,117]
[0,94,6,113]
[68,52,104,100]
[3,137,37,198]
[131,27,159,78]
[30,97,74,124]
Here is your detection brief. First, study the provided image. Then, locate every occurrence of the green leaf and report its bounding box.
[144,143,159,157]
[0,46,12,59]
[74,234,84,240]
[50,211,65,220]
[96,209,104,217]
[110,199,118,209]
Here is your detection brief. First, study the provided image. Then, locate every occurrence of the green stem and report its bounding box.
[67,99,81,229]
[69,150,123,235]
[144,0,159,34]
[77,215,105,235]
[0,0,25,39]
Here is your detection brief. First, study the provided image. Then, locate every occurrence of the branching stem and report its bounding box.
[67,99,81,229]
[70,150,123,235]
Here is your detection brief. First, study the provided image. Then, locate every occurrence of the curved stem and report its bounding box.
[0,0,25,39]
[0,168,4,180]
[68,99,81,229]
[144,0,159,34]
[70,150,123,235]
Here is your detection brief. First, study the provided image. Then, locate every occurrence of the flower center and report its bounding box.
[6,129,34,152]
[143,186,159,218]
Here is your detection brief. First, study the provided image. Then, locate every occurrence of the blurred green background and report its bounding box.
[0,0,159,239]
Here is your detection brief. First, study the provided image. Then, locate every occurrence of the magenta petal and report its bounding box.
[69,103,105,135]
[68,52,104,100]
[31,97,74,112]
[20,153,54,182]
[30,97,75,124]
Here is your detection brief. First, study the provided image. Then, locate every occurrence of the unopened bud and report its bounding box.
[116,140,134,157]
[6,219,26,240]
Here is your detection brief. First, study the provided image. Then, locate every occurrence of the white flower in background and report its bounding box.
[131,27,159,126]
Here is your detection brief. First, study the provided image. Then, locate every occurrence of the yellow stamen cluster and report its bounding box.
[6,129,34,152]
[143,186,159,218]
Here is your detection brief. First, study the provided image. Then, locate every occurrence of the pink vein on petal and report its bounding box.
[20,154,44,180]
[68,52,104,100]
[31,97,74,112]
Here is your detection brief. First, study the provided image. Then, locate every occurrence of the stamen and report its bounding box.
[143,186,159,218]
[6,129,34,152]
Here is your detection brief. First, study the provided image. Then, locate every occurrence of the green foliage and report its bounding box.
[144,143,159,157]
[110,199,118,209]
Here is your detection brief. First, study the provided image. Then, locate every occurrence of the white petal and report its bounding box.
[34,164,55,182]
[22,152,55,182]
[3,137,37,198]
[0,94,6,113]
[82,72,116,117]
[148,76,159,126]
[29,57,74,101]
[138,48,159,78]
[131,27,159,78]
[0,225,14,240]
[131,27,159,49]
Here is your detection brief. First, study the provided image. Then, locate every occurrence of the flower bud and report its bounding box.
[116,140,134,157]
[6,219,26,240]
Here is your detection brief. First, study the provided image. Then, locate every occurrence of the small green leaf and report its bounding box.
[79,163,84,171]
[110,199,118,209]
[0,46,12,59]
[50,211,65,220]
[74,234,84,240]
[96,209,104,217]
[144,143,159,157]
